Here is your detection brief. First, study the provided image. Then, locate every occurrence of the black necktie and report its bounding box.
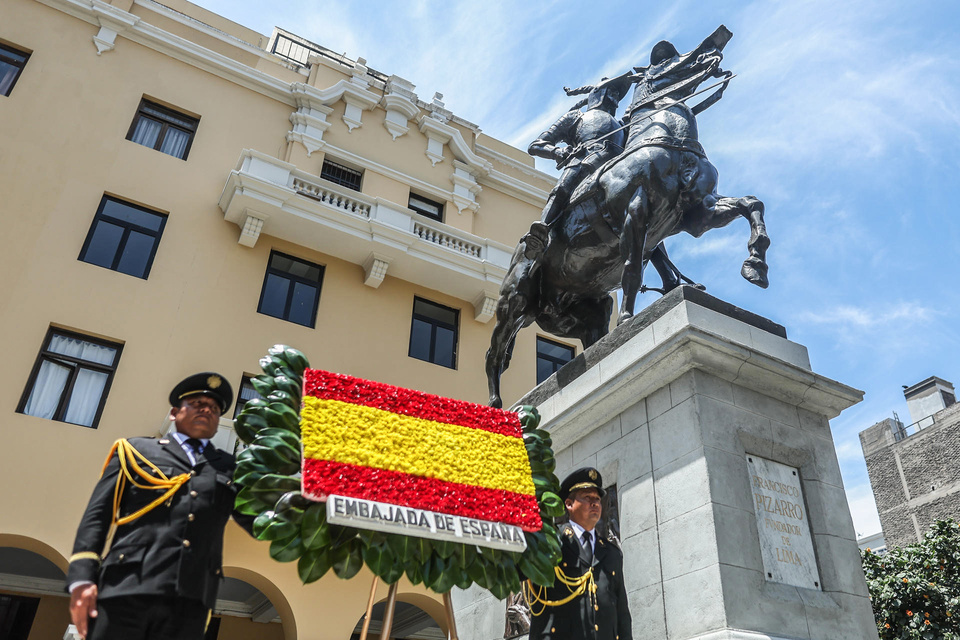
[581,531,593,565]
[185,437,203,460]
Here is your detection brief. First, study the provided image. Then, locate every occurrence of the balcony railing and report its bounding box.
[218,150,514,321]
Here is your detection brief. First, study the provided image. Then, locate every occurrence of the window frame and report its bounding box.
[125,98,200,160]
[78,195,168,279]
[256,250,325,328]
[536,336,575,384]
[408,192,444,222]
[17,327,123,429]
[0,42,30,97]
[233,374,262,419]
[0,593,40,640]
[320,158,363,192]
[408,296,459,369]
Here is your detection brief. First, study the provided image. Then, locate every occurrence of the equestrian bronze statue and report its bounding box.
[485,26,770,408]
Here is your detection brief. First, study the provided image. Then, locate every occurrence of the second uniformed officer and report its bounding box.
[526,467,632,640]
[66,373,255,640]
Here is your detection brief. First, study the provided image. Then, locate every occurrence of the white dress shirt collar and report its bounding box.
[171,431,210,465]
[568,520,595,551]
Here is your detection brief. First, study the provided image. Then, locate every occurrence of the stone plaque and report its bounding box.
[746,455,821,589]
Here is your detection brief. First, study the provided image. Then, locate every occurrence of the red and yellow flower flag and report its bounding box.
[300,368,543,532]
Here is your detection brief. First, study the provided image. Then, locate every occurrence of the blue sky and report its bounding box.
[194,0,960,538]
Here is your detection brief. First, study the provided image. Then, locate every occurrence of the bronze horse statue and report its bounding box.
[485,26,770,408]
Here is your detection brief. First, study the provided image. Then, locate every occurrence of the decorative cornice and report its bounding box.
[37,0,547,210]
[478,169,550,208]
[475,143,555,184]
[417,116,492,174]
[290,81,379,112]
[384,94,420,119]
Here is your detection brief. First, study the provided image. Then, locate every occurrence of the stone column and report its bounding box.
[453,287,879,640]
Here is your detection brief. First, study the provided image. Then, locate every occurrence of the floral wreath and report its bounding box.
[232,345,564,598]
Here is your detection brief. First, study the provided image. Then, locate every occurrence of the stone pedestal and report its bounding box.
[454,287,879,640]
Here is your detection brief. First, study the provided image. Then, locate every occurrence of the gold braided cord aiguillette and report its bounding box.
[523,566,596,616]
[102,439,192,526]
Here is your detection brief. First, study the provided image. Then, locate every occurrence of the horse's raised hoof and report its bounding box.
[489,395,503,409]
[617,311,634,326]
[741,257,769,289]
[689,282,706,291]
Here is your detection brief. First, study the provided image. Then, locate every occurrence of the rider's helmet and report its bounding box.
[650,40,679,66]
[587,77,627,111]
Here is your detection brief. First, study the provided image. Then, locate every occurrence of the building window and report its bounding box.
[0,43,30,97]
[233,375,262,418]
[536,337,575,384]
[78,196,167,279]
[257,251,324,327]
[408,193,444,222]
[18,329,122,429]
[320,158,362,191]
[0,594,39,640]
[408,297,458,369]
[126,98,199,160]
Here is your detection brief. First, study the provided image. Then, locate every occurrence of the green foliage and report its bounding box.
[862,519,960,639]
[233,346,564,593]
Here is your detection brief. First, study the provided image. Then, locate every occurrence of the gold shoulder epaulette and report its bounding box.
[522,566,597,616]
[104,438,192,526]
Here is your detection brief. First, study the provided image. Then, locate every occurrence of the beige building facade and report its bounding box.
[0,0,565,637]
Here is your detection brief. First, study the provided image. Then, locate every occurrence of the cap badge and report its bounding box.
[207,375,222,389]
[588,469,598,480]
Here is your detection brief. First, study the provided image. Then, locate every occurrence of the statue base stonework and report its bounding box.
[455,287,879,640]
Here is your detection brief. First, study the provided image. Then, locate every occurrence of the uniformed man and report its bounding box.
[66,372,255,640]
[526,467,632,640]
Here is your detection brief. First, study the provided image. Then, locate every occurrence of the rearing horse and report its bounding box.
[485,26,769,408]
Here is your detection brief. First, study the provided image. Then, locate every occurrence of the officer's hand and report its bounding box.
[70,584,98,638]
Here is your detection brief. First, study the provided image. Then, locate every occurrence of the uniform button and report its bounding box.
[595,605,599,611]
[118,553,125,561]
[611,570,616,576]
[215,569,221,575]
[188,513,195,522]
[595,625,599,631]
[183,539,191,548]
[562,562,567,567]
[190,490,198,498]
[551,628,555,633]
[227,480,233,486]
[190,470,196,477]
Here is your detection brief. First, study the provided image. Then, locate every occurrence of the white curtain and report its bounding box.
[49,334,116,365]
[130,117,161,147]
[23,334,117,426]
[64,369,109,427]
[22,360,70,419]
[159,127,189,158]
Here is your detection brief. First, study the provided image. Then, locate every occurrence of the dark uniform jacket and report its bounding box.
[528,523,632,640]
[66,436,254,609]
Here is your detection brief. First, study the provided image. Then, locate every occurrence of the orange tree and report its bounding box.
[862,519,960,639]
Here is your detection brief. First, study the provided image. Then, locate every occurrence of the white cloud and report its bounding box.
[670,233,743,260]
[800,302,934,330]
[707,0,960,170]
[844,482,882,539]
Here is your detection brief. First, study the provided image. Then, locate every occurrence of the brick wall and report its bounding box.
[861,407,960,548]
